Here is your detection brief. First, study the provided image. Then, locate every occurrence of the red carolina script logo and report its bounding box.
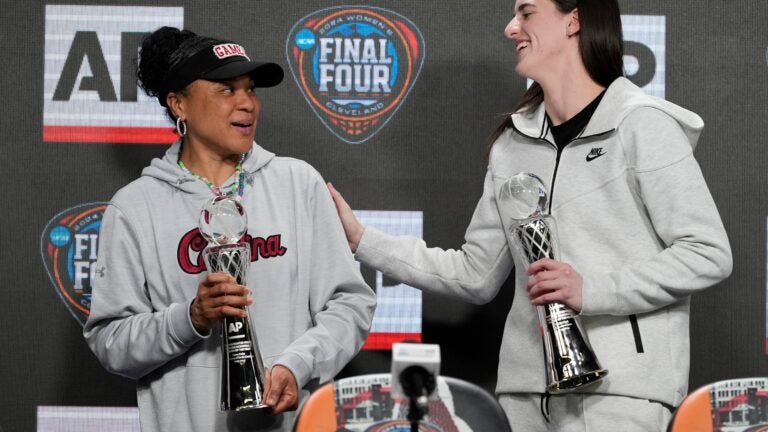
[177,228,287,274]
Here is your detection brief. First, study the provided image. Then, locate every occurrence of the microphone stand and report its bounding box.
[400,366,435,432]
[407,394,428,431]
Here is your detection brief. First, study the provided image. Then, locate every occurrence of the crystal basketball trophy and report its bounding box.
[499,173,607,393]
[199,196,268,410]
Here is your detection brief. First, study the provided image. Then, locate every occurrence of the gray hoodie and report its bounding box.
[355,77,732,408]
[84,142,376,432]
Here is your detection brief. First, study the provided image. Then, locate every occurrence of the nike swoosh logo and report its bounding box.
[586,151,606,162]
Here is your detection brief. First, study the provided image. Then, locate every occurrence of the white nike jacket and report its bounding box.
[355,77,732,407]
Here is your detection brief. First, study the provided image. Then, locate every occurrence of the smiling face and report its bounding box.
[168,74,261,159]
[505,0,577,82]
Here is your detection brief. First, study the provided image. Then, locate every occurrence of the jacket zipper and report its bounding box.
[546,128,613,214]
[510,119,562,214]
[548,143,562,214]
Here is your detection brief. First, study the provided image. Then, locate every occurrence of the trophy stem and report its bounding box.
[221,313,267,410]
[204,244,268,411]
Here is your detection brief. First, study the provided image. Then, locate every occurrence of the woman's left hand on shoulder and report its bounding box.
[527,258,583,312]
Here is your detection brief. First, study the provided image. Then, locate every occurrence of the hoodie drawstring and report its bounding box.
[540,392,551,423]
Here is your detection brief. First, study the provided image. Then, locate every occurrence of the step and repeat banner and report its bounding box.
[1,1,766,431]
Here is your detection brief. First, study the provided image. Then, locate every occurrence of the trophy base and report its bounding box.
[223,402,270,412]
[546,369,608,394]
[234,403,270,412]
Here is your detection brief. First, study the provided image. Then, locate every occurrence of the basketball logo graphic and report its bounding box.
[286,6,425,144]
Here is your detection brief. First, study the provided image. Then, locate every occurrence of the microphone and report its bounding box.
[391,342,440,427]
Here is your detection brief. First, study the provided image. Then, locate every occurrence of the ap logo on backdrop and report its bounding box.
[41,203,108,326]
[286,6,425,144]
[43,5,183,143]
[622,15,665,98]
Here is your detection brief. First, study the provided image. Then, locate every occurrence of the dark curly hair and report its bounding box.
[136,26,216,121]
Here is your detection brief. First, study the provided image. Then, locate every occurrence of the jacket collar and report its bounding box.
[510,77,648,141]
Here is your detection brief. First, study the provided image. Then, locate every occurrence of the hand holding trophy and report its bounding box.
[499,173,607,393]
[199,196,268,410]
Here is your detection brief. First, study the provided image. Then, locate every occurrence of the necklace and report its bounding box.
[178,154,247,201]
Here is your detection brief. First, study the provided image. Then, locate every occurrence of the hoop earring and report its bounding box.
[176,117,187,137]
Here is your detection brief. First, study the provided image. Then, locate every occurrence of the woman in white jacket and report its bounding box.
[328,0,732,431]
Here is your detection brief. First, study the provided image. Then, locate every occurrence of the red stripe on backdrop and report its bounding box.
[363,332,422,350]
[43,126,177,144]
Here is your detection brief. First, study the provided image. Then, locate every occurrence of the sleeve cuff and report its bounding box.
[274,351,313,390]
[355,226,386,262]
[168,298,210,347]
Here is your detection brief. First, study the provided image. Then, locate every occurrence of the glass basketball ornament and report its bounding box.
[199,196,247,246]
[497,172,548,222]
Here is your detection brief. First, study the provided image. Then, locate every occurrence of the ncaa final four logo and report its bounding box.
[40,203,108,326]
[286,6,425,144]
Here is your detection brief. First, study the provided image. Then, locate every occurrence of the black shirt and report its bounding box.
[547,90,606,151]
